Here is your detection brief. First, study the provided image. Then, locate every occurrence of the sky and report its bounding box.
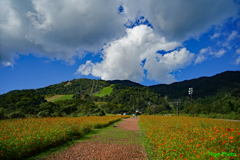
[0,0,240,95]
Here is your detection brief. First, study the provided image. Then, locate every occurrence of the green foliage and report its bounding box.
[150,71,240,99]
[94,86,113,97]
[8,111,26,118]
[0,108,5,119]
[1,71,239,119]
[0,91,46,115]
[178,94,240,116]
[35,79,109,95]
[52,95,74,102]
[37,110,50,117]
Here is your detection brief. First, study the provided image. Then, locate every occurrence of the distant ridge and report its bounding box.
[1,70,239,100]
[149,70,240,99]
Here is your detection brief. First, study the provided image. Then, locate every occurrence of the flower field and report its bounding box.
[140,116,240,160]
[0,115,129,159]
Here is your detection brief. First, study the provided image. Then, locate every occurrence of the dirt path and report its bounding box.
[45,118,148,160]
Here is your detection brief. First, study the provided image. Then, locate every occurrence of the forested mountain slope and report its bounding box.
[149,71,240,99]
[1,70,239,119]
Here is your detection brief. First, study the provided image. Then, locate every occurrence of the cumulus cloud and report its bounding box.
[195,47,226,64]
[0,0,126,67]
[123,0,239,42]
[75,25,194,84]
[1,0,239,83]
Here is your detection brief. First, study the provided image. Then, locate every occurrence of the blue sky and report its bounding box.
[0,0,240,95]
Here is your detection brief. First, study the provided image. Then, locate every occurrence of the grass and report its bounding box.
[88,120,140,145]
[45,95,65,101]
[138,119,157,159]
[51,95,74,102]
[94,85,114,97]
[45,95,74,102]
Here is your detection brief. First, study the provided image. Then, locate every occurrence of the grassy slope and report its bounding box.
[46,95,74,102]
[94,84,114,97]
[45,95,65,102]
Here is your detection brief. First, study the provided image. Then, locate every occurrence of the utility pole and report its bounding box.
[188,88,194,117]
[173,99,181,116]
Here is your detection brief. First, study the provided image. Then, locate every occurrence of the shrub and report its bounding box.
[0,108,5,119]
[8,111,26,118]
[37,110,50,117]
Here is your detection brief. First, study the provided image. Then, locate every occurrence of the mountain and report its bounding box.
[1,71,239,99]
[149,71,240,99]
[106,80,143,87]
[1,70,240,119]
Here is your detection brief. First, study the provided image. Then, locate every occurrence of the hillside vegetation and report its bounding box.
[0,70,239,119]
[51,95,74,102]
[150,71,240,100]
[94,85,114,97]
[46,95,65,101]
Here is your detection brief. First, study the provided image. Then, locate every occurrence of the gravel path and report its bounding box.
[45,118,148,160]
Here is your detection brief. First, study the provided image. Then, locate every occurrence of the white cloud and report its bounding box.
[123,0,239,42]
[213,49,226,58]
[195,47,226,64]
[0,0,126,67]
[195,55,207,65]
[236,48,240,55]
[227,31,238,42]
[75,25,194,84]
[195,47,210,64]
[210,33,220,39]
[160,48,194,70]
[223,31,239,49]
[1,0,239,83]
[235,48,240,65]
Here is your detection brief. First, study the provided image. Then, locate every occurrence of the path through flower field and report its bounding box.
[42,118,148,160]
